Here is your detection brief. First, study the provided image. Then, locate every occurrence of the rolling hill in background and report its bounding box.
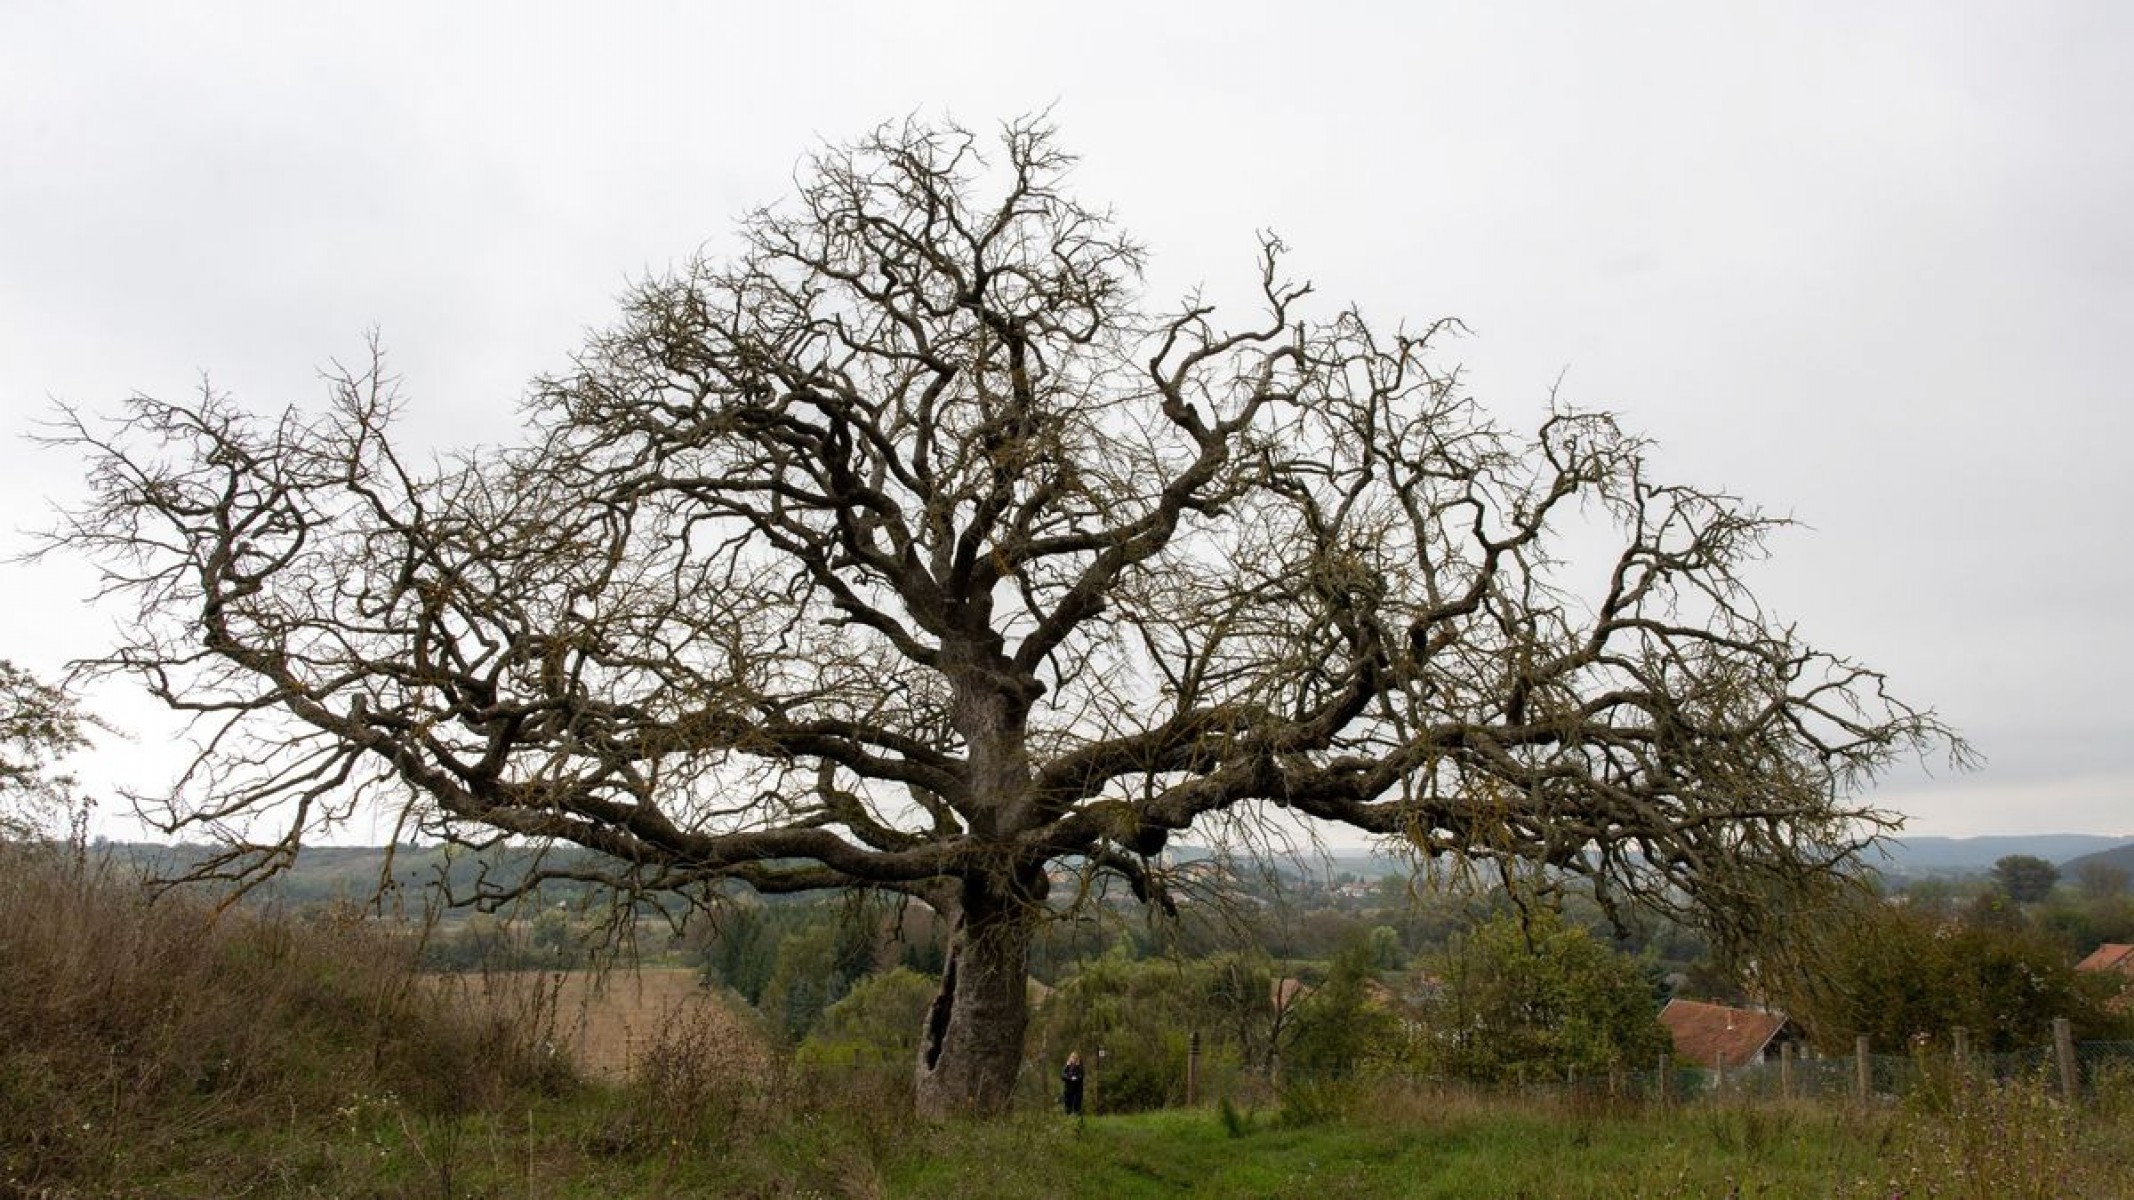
[2061,841,2134,880]
[85,831,2134,900]
[1313,835,2134,882]
[1867,834,2134,878]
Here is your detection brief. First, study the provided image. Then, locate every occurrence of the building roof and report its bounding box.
[1659,999,1793,1070]
[2076,943,2134,976]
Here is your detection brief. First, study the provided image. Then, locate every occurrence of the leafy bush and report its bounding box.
[1775,897,2130,1052]
[1418,908,1669,1083]
[1282,935,1403,1077]
[1031,951,1199,1112]
[1273,1076,1356,1129]
[796,966,939,1066]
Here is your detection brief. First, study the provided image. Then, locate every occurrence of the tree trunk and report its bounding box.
[913,872,1038,1117]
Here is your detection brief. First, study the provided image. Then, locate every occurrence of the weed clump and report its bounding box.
[1865,1073,2086,1199]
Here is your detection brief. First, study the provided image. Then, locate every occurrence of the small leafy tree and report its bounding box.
[528,908,585,967]
[1195,951,1285,1074]
[1366,924,1405,971]
[697,902,779,1003]
[1993,854,2061,904]
[1422,908,1668,1082]
[1282,935,1402,1078]
[2074,860,2129,901]
[0,660,96,840]
[759,912,876,1042]
[760,922,845,1042]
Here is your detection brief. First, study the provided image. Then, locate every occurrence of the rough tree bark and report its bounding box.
[916,867,1043,1114]
[36,115,1965,1116]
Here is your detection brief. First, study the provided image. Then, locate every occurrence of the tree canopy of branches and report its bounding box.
[39,116,1959,1115]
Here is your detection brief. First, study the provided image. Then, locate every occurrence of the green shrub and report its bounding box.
[1283,934,1404,1077]
[1031,952,1195,1112]
[796,966,938,1066]
[1418,908,1668,1083]
[1273,1076,1354,1129]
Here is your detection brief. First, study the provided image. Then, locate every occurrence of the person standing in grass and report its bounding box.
[1061,1051,1085,1116]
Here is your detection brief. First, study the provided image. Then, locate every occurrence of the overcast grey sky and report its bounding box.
[4,1,2128,840]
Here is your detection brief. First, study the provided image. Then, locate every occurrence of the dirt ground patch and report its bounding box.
[433,967,774,1082]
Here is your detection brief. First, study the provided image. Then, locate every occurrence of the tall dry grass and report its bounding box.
[0,842,566,1194]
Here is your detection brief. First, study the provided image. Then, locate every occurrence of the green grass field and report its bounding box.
[90,1084,2134,1198]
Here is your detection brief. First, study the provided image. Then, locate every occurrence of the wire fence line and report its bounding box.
[794,1025,2134,1116]
[1669,1035,2134,1107]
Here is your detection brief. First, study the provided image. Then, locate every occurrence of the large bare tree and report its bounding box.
[40,117,1958,1115]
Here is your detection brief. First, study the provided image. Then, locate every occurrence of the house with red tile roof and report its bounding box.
[1659,998,1805,1070]
[2077,943,2134,1009]
[2076,943,2134,977]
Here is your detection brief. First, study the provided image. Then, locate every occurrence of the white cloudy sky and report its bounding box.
[3,2,2128,840]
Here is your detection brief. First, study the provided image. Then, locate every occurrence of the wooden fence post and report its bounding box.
[1855,1035,1871,1103]
[1952,1027,1970,1078]
[1780,1042,1794,1102]
[1657,1052,1671,1105]
[1186,1030,1201,1107]
[2053,1018,2077,1101]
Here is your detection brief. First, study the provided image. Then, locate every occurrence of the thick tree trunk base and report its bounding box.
[913,897,1032,1117]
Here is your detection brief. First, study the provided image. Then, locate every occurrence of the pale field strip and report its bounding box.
[431,967,773,1082]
